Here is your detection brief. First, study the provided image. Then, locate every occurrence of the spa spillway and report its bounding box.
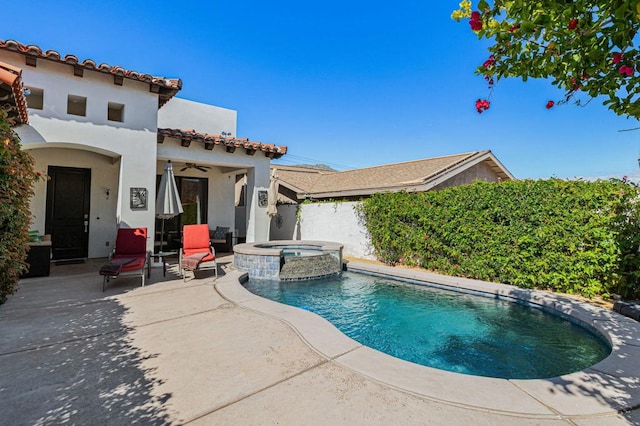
[233,240,343,280]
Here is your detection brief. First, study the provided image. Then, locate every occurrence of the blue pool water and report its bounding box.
[243,272,611,379]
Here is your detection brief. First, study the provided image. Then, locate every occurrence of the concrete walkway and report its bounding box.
[1,258,639,425]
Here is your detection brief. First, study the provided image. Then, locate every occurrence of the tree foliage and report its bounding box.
[358,178,640,299]
[0,110,37,303]
[452,0,640,118]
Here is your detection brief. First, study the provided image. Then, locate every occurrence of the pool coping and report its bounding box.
[215,261,640,420]
[233,240,344,256]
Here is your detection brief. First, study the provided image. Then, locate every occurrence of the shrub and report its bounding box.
[0,110,37,304]
[358,179,640,299]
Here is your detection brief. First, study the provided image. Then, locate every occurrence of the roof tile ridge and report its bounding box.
[0,39,182,89]
[328,151,481,176]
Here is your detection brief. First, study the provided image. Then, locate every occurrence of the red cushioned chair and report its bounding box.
[179,224,217,282]
[101,227,151,291]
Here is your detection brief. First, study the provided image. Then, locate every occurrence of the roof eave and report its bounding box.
[304,184,429,200]
[0,60,28,125]
[0,39,182,110]
[157,128,288,159]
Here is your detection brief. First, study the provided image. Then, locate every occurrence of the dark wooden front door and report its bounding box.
[45,166,91,260]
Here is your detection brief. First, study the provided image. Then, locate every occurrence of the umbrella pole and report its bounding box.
[160,218,165,254]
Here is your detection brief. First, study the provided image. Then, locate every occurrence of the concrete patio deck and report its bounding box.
[1,256,639,425]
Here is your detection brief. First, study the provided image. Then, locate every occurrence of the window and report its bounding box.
[67,94,87,116]
[25,87,44,110]
[108,102,124,122]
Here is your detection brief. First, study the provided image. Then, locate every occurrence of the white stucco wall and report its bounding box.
[5,48,160,253]
[158,98,237,136]
[270,204,298,240]
[271,202,375,260]
[245,162,271,243]
[1,50,159,131]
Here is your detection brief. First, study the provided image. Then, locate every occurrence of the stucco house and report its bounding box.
[273,150,514,203]
[0,39,286,261]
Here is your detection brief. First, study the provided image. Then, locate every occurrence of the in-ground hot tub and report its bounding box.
[234,240,343,280]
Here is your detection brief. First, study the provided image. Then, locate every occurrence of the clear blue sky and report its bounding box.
[5,1,640,179]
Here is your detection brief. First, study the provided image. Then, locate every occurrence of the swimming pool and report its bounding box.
[243,271,611,379]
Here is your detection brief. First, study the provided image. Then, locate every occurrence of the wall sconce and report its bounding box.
[105,188,111,200]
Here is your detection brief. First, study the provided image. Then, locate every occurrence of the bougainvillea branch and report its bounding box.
[452,0,640,118]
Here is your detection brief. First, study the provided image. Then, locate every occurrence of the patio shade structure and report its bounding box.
[156,160,183,252]
[267,168,279,218]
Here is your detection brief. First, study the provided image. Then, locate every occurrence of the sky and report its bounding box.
[4,1,640,180]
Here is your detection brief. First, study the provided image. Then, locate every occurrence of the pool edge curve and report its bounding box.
[215,261,640,419]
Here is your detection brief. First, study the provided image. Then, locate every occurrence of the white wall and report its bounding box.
[271,202,375,260]
[158,97,237,136]
[2,50,159,131]
[5,48,160,252]
[270,204,298,240]
[245,161,271,243]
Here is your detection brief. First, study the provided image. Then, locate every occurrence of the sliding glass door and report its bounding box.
[155,176,208,252]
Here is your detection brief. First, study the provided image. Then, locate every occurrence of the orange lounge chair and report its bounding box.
[180,224,217,282]
[101,227,151,291]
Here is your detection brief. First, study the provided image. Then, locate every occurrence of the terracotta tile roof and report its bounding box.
[0,60,28,125]
[272,151,514,199]
[158,128,288,159]
[0,39,182,108]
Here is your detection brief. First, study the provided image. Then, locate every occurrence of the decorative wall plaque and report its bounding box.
[130,187,148,210]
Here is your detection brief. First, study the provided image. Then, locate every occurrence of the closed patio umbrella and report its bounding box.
[267,168,279,218]
[156,160,183,252]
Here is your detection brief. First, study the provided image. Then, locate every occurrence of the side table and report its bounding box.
[152,251,177,276]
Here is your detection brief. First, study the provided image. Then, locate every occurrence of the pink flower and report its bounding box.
[423,235,429,240]
[613,52,623,64]
[470,20,483,31]
[454,264,459,269]
[546,100,555,109]
[620,65,635,76]
[475,99,490,113]
[482,55,495,68]
[469,11,483,31]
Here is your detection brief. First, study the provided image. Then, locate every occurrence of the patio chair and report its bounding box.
[209,226,233,253]
[179,224,217,282]
[100,227,151,291]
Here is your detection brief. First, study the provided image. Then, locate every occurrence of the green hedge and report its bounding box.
[358,179,640,299]
[0,111,36,304]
